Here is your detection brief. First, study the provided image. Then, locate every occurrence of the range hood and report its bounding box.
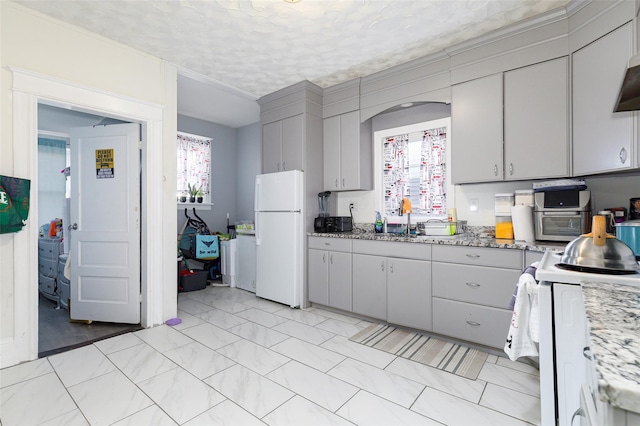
[614,53,640,112]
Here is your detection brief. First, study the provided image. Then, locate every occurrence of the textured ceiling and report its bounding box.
[16,0,569,99]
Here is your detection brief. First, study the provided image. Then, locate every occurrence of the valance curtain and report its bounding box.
[177,132,211,197]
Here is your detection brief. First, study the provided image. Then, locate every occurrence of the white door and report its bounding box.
[69,123,140,323]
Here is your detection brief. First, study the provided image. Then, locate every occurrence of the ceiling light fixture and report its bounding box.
[283,0,301,3]
[400,102,414,108]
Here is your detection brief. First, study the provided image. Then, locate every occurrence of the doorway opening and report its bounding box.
[36,104,142,357]
[6,68,166,368]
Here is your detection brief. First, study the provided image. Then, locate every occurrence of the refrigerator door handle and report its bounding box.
[254,178,261,211]
[255,213,261,246]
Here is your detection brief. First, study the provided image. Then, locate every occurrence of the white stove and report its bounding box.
[536,251,640,426]
[536,250,640,286]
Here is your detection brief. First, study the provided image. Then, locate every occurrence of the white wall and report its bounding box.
[1,2,177,367]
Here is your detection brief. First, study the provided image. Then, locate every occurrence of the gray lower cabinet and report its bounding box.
[387,257,431,331]
[352,240,432,328]
[310,237,528,349]
[352,253,387,320]
[432,298,512,349]
[431,245,522,348]
[308,237,353,311]
[308,249,330,305]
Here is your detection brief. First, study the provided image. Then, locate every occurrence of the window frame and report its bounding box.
[374,117,454,224]
[177,131,212,205]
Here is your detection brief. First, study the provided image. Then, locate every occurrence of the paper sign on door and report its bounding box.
[95,149,114,179]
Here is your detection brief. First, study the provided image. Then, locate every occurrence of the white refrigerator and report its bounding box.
[254,170,304,308]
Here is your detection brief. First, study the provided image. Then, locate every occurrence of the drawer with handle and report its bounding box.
[432,297,512,348]
[432,262,520,309]
[432,245,522,269]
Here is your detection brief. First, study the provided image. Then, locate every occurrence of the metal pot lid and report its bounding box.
[616,219,640,227]
[560,215,640,273]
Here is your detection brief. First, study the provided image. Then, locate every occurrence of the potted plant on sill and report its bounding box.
[188,183,204,203]
[187,183,199,203]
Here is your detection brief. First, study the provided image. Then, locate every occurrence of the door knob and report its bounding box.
[68,223,78,230]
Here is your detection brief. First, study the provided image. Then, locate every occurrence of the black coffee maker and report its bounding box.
[314,191,331,232]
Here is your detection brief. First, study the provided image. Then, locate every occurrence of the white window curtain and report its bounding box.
[382,125,448,218]
[177,132,211,199]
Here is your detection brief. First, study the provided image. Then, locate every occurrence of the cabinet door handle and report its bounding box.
[335,179,339,188]
[509,163,514,176]
[342,178,345,188]
[277,162,280,172]
[322,253,326,263]
[583,346,593,361]
[389,263,394,273]
[466,282,481,288]
[381,262,385,272]
[330,254,333,264]
[494,164,498,176]
[620,147,628,164]
[282,161,286,170]
[466,320,481,327]
[465,254,480,259]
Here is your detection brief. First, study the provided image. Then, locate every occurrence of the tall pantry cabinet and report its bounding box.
[257,81,324,232]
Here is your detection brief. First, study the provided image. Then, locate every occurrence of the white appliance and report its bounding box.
[254,170,304,307]
[236,232,256,293]
[537,251,640,426]
[220,239,237,287]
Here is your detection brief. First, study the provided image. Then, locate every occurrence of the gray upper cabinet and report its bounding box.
[452,57,570,184]
[572,21,635,176]
[261,114,304,173]
[504,57,569,180]
[322,79,373,192]
[451,73,503,183]
[323,110,372,191]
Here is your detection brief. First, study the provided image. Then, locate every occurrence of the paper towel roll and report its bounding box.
[512,205,535,242]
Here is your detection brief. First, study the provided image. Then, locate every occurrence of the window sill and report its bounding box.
[178,202,214,211]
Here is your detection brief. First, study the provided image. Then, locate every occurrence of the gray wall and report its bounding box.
[177,114,238,234]
[236,122,261,222]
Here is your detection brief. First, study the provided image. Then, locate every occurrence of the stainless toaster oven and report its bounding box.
[534,190,591,242]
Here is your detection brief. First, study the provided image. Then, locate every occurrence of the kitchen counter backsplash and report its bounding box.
[309,224,562,252]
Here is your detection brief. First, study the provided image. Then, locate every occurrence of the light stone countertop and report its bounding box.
[582,281,640,414]
[308,229,563,253]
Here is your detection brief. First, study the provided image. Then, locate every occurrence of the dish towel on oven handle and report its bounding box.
[504,262,539,361]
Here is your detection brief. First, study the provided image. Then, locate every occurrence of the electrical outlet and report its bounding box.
[349,201,358,211]
[469,198,479,212]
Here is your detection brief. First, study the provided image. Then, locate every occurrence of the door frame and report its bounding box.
[7,67,165,365]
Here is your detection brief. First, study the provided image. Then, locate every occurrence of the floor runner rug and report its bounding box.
[349,323,488,380]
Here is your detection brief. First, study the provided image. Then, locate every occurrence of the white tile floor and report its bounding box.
[0,286,541,425]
